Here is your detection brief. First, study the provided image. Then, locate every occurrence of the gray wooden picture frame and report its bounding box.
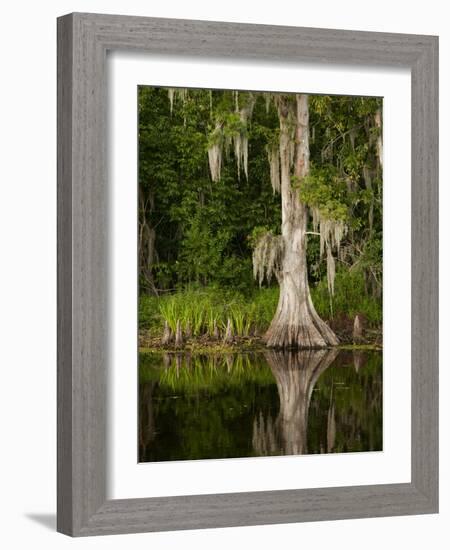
[57,12,439,537]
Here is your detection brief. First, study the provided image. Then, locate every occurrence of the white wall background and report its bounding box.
[0,1,446,548]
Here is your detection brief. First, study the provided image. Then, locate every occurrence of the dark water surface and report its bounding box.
[139,349,382,462]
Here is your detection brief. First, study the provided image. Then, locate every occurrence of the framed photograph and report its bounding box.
[57,12,438,536]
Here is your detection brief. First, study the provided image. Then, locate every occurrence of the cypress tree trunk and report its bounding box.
[265,95,338,348]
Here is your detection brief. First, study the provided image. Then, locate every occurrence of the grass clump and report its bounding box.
[140,286,279,341]
[139,272,381,347]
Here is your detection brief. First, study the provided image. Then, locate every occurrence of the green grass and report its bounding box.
[310,269,382,326]
[139,286,279,339]
[139,270,382,343]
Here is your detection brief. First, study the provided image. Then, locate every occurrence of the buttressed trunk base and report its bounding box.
[264,94,338,349]
[264,278,339,349]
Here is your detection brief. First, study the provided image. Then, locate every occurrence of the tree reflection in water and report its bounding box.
[253,349,338,456]
[138,349,382,462]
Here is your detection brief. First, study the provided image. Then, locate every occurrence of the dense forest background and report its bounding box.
[138,87,383,346]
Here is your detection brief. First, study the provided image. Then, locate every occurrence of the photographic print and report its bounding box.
[138,87,383,463]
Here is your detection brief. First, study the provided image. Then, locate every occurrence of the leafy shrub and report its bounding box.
[311,268,382,326]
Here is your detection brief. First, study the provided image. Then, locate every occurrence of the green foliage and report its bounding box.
[311,268,382,325]
[248,225,272,248]
[299,165,349,222]
[177,216,230,285]
[138,86,281,294]
[139,286,279,337]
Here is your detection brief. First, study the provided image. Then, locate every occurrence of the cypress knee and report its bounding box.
[223,318,233,344]
[353,314,365,344]
[175,319,183,348]
[161,321,172,346]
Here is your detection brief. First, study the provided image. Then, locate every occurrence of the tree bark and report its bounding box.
[265,95,338,348]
